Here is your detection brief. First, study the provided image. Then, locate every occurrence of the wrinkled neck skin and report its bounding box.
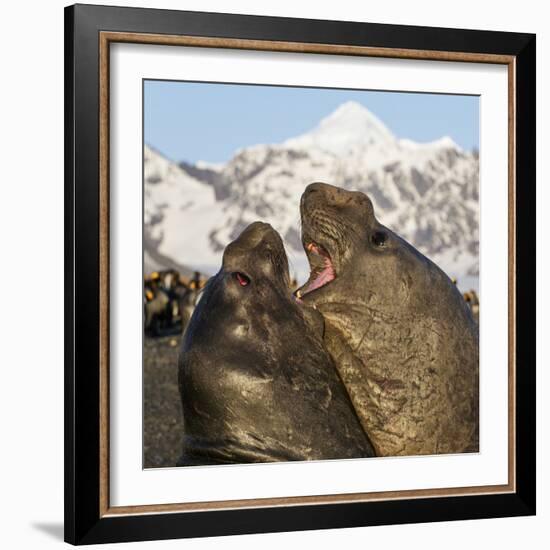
[301,228,479,457]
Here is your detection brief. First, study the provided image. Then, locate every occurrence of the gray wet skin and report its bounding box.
[297,182,479,457]
[178,221,375,465]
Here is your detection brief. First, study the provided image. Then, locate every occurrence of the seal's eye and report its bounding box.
[234,272,250,286]
[372,231,388,247]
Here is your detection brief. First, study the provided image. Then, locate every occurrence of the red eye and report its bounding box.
[235,272,250,286]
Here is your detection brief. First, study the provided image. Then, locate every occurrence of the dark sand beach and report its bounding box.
[143,334,184,468]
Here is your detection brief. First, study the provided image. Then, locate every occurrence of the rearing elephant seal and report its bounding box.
[178,221,375,465]
[296,182,479,457]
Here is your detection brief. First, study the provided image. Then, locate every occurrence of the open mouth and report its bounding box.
[296,241,336,298]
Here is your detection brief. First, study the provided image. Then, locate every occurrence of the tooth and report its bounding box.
[313,305,317,310]
[296,290,302,298]
[307,243,314,251]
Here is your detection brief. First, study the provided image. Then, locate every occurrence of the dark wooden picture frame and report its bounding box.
[65,3,536,545]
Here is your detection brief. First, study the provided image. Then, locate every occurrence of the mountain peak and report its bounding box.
[399,135,461,152]
[324,100,383,122]
[283,101,395,155]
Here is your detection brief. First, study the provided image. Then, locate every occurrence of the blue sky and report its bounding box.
[144,80,479,164]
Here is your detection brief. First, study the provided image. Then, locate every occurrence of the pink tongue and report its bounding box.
[305,261,335,293]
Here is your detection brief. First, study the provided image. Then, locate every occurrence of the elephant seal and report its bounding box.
[296,182,479,457]
[178,221,375,465]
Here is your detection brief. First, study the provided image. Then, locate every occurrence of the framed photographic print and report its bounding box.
[64,3,536,545]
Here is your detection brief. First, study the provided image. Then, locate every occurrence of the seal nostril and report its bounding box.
[234,272,251,286]
[303,187,320,209]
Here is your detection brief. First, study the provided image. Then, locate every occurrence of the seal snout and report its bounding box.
[301,182,330,212]
[297,182,378,300]
[233,221,281,248]
[302,181,373,214]
[222,221,290,288]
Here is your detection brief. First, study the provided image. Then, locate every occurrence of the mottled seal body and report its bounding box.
[178,221,375,465]
[297,182,479,457]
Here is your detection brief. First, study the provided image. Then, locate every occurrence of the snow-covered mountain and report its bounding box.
[144,101,479,290]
